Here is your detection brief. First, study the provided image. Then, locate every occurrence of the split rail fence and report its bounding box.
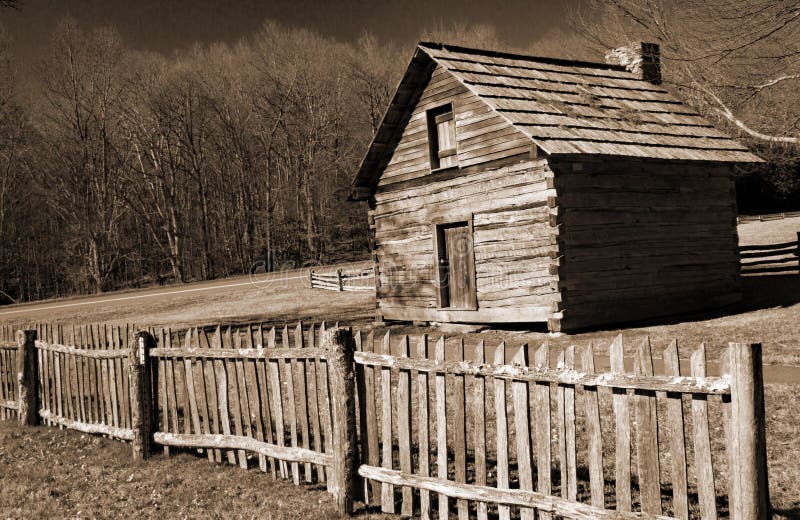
[309,266,374,291]
[739,232,799,275]
[0,322,769,519]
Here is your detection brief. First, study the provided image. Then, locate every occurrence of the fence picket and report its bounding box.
[380,331,395,514]
[245,325,267,473]
[306,324,324,483]
[255,324,277,477]
[231,331,250,468]
[470,340,487,520]
[512,344,535,520]
[157,331,170,456]
[453,338,468,520]
[415,334,431,520]
[690,344,717,519]
[494,342,510,520]
[435,336,448,520]
[609,335,631,511]
[364,332,381,503]
[634,337,662,515]
[267,327,288,477]
[663,340,689,519]
[197,328,221,462]
[194,328,214,462]
[281,326,299,483]
[317,323,334,488]
[397,335,413,516]
[581,343,604,509]
[534,343,552,520]
[294,322,312,482]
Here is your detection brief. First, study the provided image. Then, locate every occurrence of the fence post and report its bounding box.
[16,329,38,426]
[130,331,155,461]
[337,268,344,292]
[309,269,315,289]
[323,326,357,514]
[796,232,799,274]
[728,342,770,519]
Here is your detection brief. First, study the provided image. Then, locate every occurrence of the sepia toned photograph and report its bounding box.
[0,0,796,518]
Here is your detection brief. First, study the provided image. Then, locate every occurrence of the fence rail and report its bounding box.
[0,322,770,519]
[310,267,374,292]
[737,211,800,223]
[739,232,799,275]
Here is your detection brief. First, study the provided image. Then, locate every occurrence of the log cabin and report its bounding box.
[350,41,762,332]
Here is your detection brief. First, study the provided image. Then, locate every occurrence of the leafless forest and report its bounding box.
[0,0,797,303]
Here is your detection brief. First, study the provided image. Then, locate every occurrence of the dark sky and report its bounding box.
[1,0,580,61]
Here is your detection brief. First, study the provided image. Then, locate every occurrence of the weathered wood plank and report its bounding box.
[634,338,662,515]
[281,326,300,483]
[306,324,324,483]
[512,344,535,520]
[416,334,431,520]
[557,345,577,501]
[267,327,288,477]
[294,323,312,482]
[397,335,413,516]
[380,331,395,514]
[534,343,552,520]
[353,351,729,394]
[690,345,717,520]
[154,432,333,466]
[435,336,449,519]
[662,340,688,519]
[470,340,488,520]
[453,338,468,520]
[494,343,511,520]
[357,465,676,520]
[609,335,631,511]
[582,344,605,509]
[363,332,381,502]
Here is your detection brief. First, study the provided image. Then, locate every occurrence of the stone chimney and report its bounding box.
[605,42,661,85]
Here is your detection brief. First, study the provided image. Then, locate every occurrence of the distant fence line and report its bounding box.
[737,211,800,223]
[309,266,374,292]
[739,231,800,276]
[0,320,771,519]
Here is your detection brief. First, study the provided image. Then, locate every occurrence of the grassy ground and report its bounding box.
[0,421,355,519]
[0,219,797,518]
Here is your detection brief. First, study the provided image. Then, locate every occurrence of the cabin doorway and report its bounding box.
[435,221,477,310]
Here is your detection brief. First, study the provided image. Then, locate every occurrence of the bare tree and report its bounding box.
[576,0,800,145]
[37,19,130,293]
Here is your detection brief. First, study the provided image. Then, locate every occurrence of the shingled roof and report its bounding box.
[351,42,762,198]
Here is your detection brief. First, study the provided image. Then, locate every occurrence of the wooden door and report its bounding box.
[439,223,476,309]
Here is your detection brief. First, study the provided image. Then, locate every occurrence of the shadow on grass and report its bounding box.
[560,274,800,335]
[740,274,800,311]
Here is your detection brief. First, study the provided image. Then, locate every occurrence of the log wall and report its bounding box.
[550,157,741,330]
[373,64,558,324]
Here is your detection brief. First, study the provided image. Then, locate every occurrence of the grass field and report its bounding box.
[0,218,797,518]
[0,421,351,519]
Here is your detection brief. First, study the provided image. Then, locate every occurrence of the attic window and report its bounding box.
[427,103,457,170]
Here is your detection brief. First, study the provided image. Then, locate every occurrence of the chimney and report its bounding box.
[605,42,661,84]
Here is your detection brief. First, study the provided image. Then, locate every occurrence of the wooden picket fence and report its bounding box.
[0,325,18,420]
[32,323,136,438]
[310,266,374,291]
[739,232,800,275]
[0,322,770,519]
[353,333,768,520]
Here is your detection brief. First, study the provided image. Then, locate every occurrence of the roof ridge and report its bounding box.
[418,41,629,73]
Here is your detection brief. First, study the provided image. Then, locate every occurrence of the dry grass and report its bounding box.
[0,420,388,519]
[0,221,797,518]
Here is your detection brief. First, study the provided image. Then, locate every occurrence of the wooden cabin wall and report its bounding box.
[550,157,741,331]
[370,63,558,324]
[378,64,533,188]
[373,157,558,323]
